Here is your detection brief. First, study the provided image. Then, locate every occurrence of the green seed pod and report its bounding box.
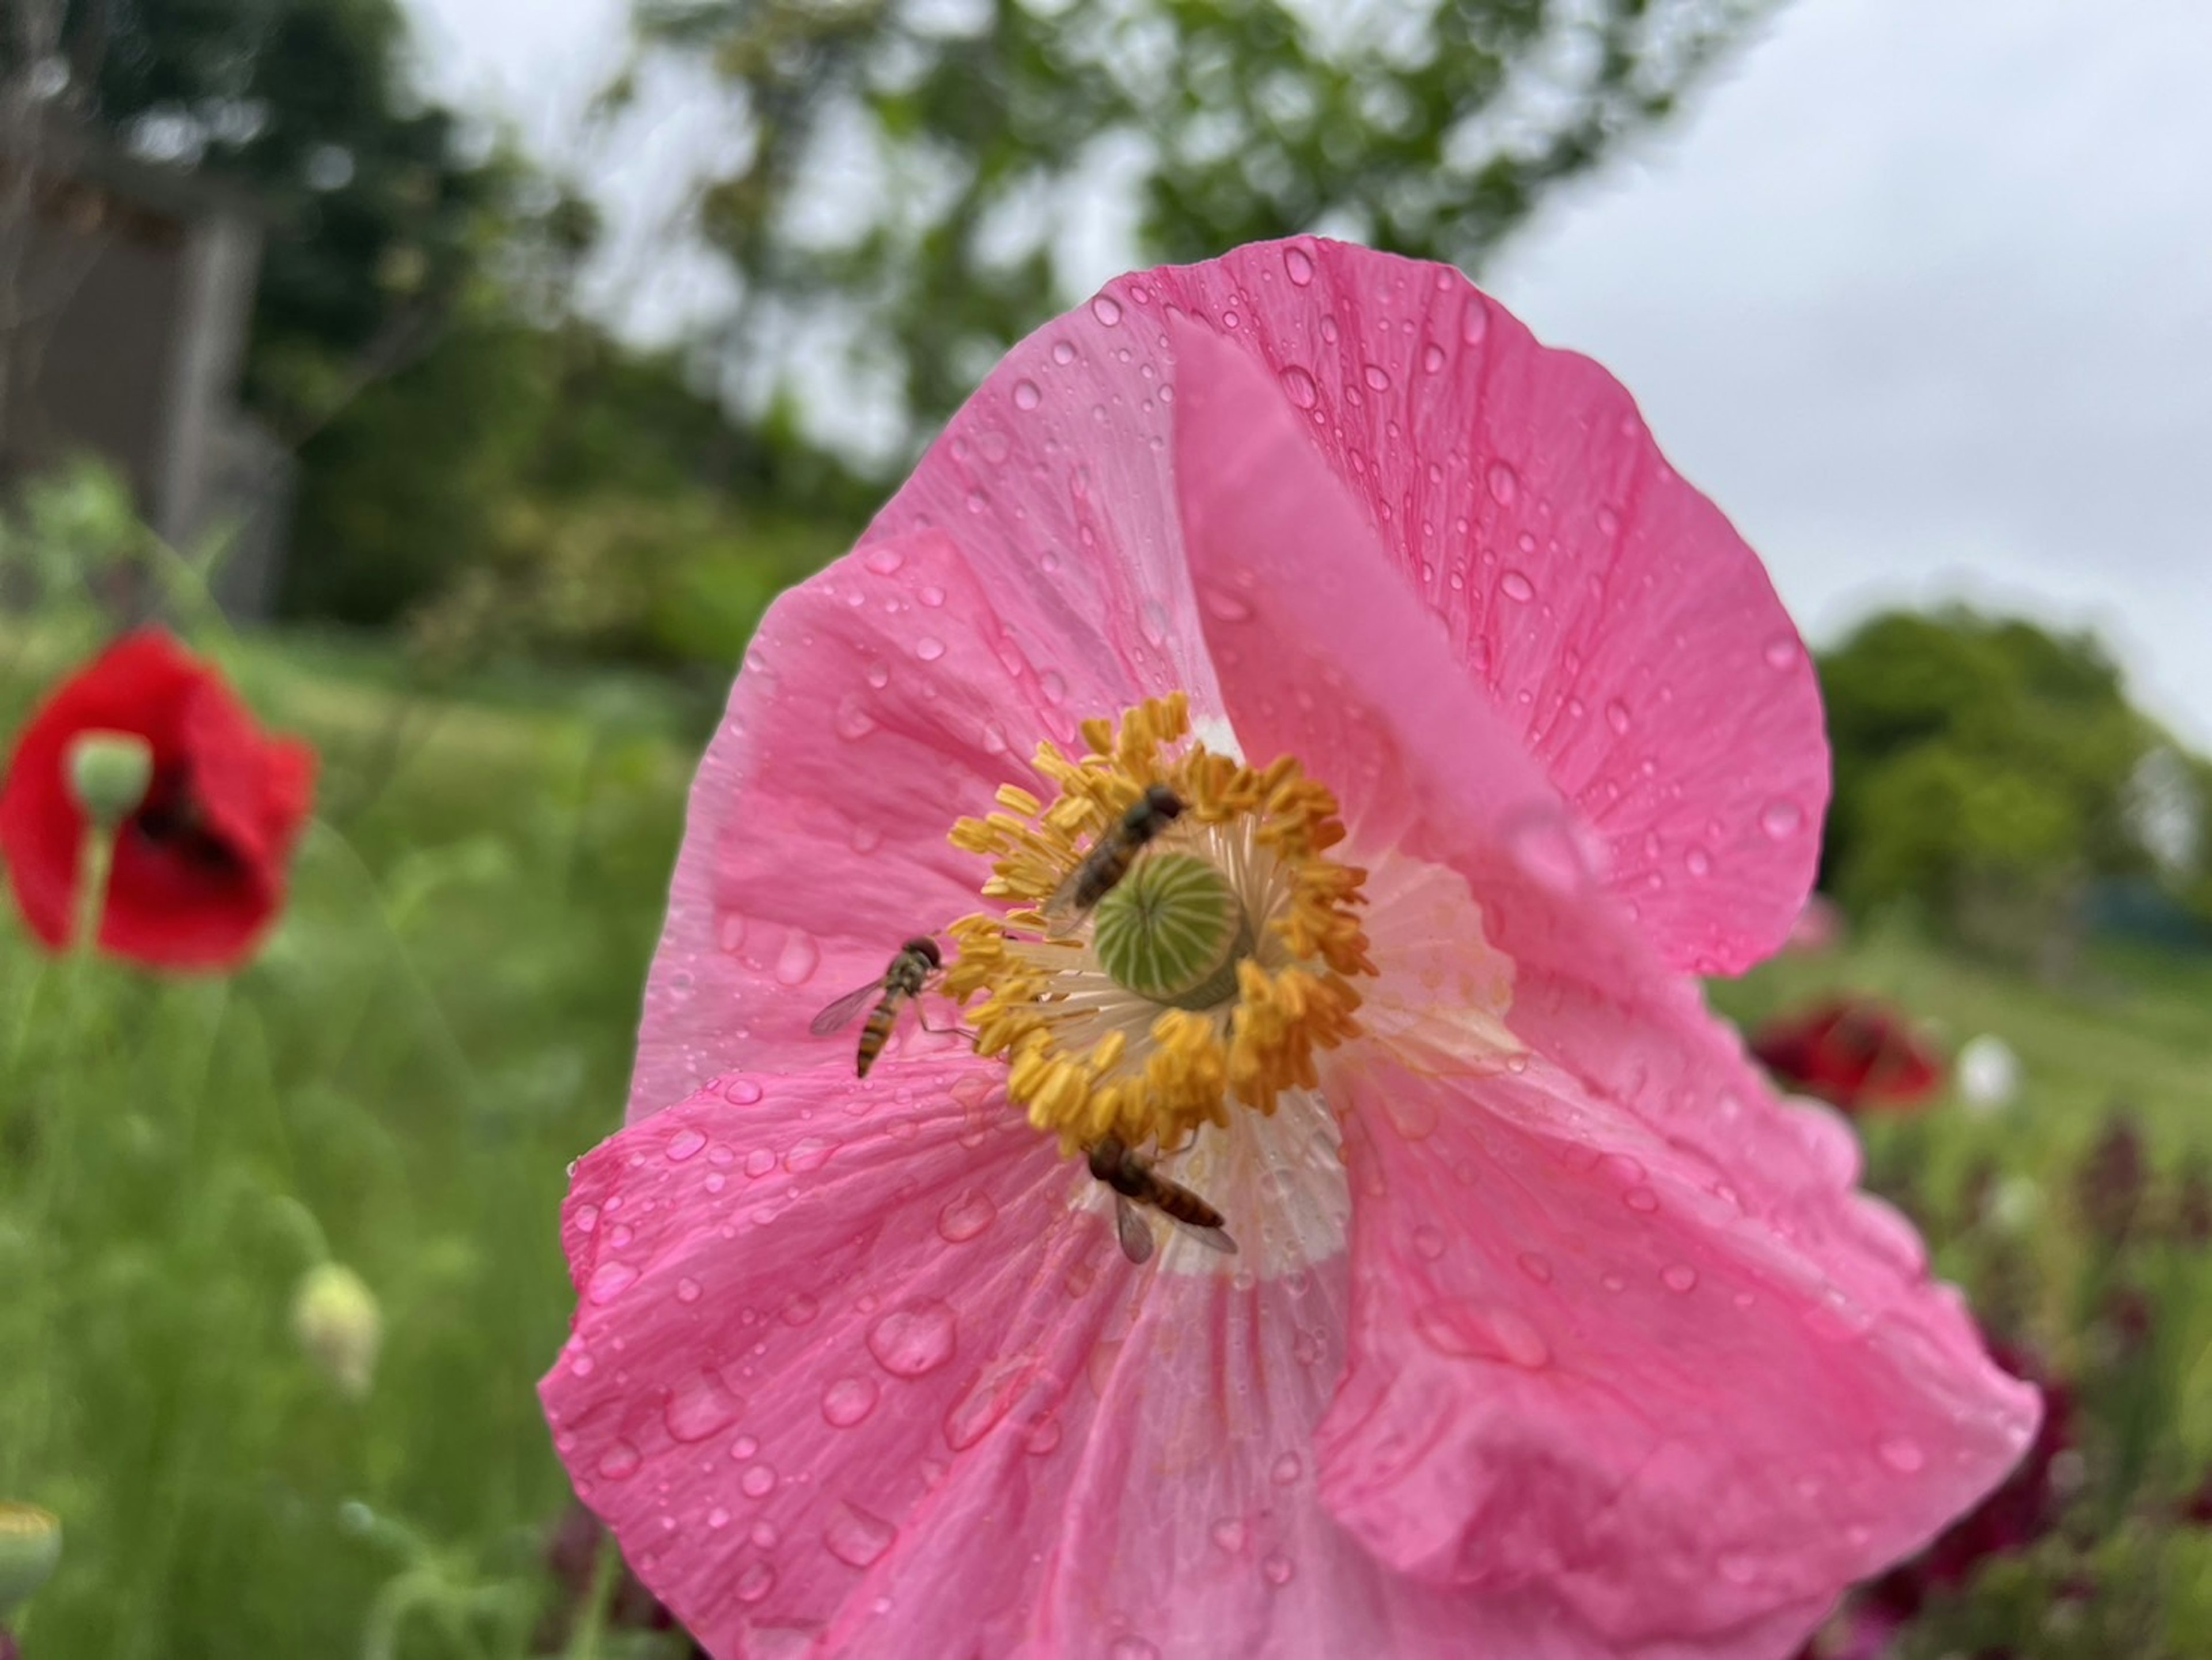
[293,1263,383,1399]
[66,729,154,829]
[1091,852,1249,1010]
[0,1501,61,1618]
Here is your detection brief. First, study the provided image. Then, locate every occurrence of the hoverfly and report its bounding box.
[809,936,944,1077]
[1046,784,1185,935]
[1087,1133,1237,1264]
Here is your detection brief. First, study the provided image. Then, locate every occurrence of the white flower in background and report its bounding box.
[1957,1034,2022,1116]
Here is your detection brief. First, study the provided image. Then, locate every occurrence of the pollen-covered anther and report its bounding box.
[946,695,1370,1156]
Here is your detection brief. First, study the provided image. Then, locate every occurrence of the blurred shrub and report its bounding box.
[407,490,845,670]
[1817,608,2207,967]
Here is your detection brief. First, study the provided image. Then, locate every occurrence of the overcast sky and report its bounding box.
[400,0,2212,743]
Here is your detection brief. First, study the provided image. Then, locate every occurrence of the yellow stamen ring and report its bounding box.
[946,695,1373,1156]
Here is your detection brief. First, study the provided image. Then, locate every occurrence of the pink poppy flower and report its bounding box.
[541,239,2038,1659]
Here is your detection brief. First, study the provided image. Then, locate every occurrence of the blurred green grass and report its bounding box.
[1,634,2207,1655]
[1,634,694,1657]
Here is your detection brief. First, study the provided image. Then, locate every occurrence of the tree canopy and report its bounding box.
[1817,607,2205,959]
[631,0,1778,447]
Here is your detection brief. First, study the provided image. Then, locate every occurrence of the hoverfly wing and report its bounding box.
[1113,1194,1156,1265]
[809,979,884,1037]
[1175,1218,1238,1255]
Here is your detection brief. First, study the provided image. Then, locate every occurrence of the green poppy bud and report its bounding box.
[65,729,153,829]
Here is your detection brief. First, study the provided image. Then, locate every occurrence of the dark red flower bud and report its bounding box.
[0,630,314,970]
[1748,996,1945,1114]
[537,1504,706,1655]
[2075,1107,2147,1246]
[2173,1154,2211,1247]
[2180,1466,2212,1527]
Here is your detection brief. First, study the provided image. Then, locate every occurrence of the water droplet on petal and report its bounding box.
[1051,339,1077,366]
[1461,298,1489,345]
[1508,809,1589,894]
[1421,342,1446,373]
[725,1079,763,1105]
[1412,1225,1446,1260]
[1517,1251,1553,1285]
[862,546,904,576]
[866,1300,959,1378]
[1209,1517,1248,1554]
[1500,569,1535,603]
[587,1262,638,1306]
[1090,294,1123,327]
[914,636,946,662]
[1200,583,1254,623]
[740,1461,777,1498]
[824,1502,897,1568]
[773,931,820,987]
[744,1147,776,1178]
[1283,245,1315,286]
[597,1440,641,1480]
[1605,699,1631,736]
[707,1506,730,1529]
[1271,1451,1302,1486]
[1362,362,1391,392]
[1662,1262,1699,1293]
[1012,379,1041,411]
[1760,798,1805,838]
[1485,461,1518,506]
[676,1276,702,1304]
[1878,1435,1926,1473]
[734,1561,775,1604]
[1623,1186,1660,1215]
[666,1128,706,1162]
[1685,847,1713,878]
[1279,365,1319,409]
[573,1203,600,1236]
[665,1373,744,1443]
[1262,1552,1296,1587]
[822,1375,881,1428]
[1764,634,1799,671]
[935,1190,997,1243]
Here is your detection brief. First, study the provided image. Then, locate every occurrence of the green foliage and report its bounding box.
[0,627,695,1657]
[1817,608,2190,958]
[632,0,1779,444]
[50,0,521,434]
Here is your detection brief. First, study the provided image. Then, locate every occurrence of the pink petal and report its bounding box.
[1173,322,2037,1650]
[631,527,1144,1120]
[553,1064,1582,1658]
[549,1058,1107,1655]
[1324,1053,2031,1648]
[1142,238,1828,974]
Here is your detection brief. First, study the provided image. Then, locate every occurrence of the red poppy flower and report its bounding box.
[0,629,315,970]
[1748,996,1945,1113]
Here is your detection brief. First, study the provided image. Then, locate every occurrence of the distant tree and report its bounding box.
[627,0,1780,450]
[1817,608,2176,966]
[41,0,515,436]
